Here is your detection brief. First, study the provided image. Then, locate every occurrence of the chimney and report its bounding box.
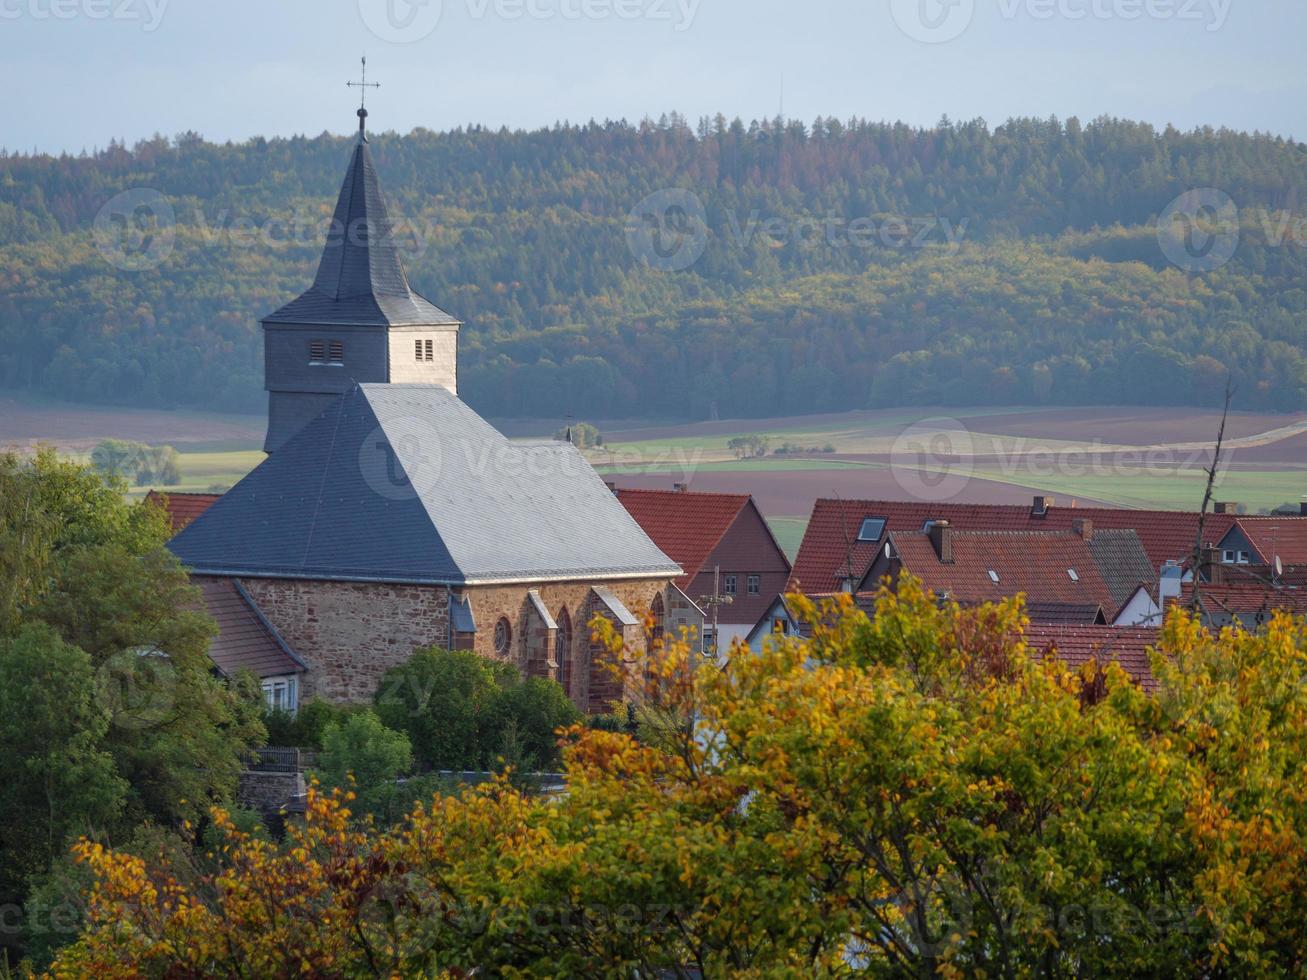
[672,482,689,493]
[1031,495,1052,517]
[1299,497,1307,516]
[1072,518,1094,542]
[604,480,617,493]
[928,520,954,563]
[1213,502,1241,515]
[1201,545,1225,585]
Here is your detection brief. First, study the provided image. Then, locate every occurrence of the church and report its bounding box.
[169,103,692,713]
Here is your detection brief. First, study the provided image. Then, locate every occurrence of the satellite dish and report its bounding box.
[1276,555,1284,578]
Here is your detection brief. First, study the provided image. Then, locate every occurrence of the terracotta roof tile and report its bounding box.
[146,490,222,534]
[790,497,1246,595]
[193,576,305,679]
[1227,517,1307,565]
[1023,624,1159,691]
[890,529,1117,611]
[616,488,752,590]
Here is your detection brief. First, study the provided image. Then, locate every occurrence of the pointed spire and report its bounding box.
[263,116,458,328]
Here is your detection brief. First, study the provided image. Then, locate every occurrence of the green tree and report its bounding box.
[0,625,126,949]
[375,647,514,771]
[313,711,414,823]
[375,647,576,772]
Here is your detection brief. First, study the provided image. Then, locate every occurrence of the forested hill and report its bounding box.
[2,114,1306,419]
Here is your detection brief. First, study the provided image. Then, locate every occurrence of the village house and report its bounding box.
[167,107,682,713]
[614,487,790,651]
[859,520,1153,622]
[785,496,1258,599]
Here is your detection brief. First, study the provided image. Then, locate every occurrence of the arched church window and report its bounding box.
[555,607,571,693]
[493,617,512,657]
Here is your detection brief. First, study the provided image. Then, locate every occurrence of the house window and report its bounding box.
[772,617,788,635]
[747,574,761,595]
[327,340,344,364]
[1221,550,1236,564]
[1067,569,1079,582]
[987,570,1000,584]
[1237,551,1250,564]
[261,676,298,714]
[493,617,512,656]
[857,517,887,542]
[309,340,325,363]
[723,575,737,597]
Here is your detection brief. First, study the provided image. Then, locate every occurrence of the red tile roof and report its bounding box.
[1173,581,1307,618]
[193,577,305,679]
[1226,517,1307,565]
[790,497,1245,595]
[1023,624,1159,691]
[616,488,753,589]
[146,490,221,533]
[890,529,1117,612]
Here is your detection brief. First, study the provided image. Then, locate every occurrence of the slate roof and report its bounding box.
[1023,625,1159,692]
[615,488,754,589]
[889,529,1117,612]
[146,490,221,533]
[264,134,458,328]
[168,384,681,586]
[1023,601,1107,626]
[1086,528,1157,611]
[194,577,305,678]
[790,497,1248,595]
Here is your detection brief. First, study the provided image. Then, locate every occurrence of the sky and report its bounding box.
[2,0,1304,154]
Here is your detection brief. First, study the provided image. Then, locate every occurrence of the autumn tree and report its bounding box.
[48,581,1307,976]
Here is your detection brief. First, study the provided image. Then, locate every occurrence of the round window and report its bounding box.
[493,617,512,656]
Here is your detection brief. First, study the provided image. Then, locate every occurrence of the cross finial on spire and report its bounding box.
[346,56,380,139]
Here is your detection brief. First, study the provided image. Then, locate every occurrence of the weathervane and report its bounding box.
[346,56,380,138]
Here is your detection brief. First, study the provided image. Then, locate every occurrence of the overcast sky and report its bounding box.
[2,0,1303,153]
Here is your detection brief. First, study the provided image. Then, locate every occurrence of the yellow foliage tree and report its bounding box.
[47,579,1307,976]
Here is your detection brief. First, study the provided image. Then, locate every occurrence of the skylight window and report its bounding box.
[857,517,887,542]
[1067,569,1080,581]
[987,570,999,584]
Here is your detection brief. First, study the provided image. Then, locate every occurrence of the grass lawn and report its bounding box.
[766,518,808,561]
[993,466,1307,512]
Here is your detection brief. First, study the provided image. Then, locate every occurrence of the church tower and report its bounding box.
[261,102,460,453]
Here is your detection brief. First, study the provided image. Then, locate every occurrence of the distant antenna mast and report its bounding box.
[346,56,380,138]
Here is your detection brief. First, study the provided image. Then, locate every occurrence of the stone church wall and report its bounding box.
[239,577,450,703]
[465,578,668,711]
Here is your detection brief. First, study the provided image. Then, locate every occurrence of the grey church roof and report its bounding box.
[264,133,459,328]
[169,384,681,586]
